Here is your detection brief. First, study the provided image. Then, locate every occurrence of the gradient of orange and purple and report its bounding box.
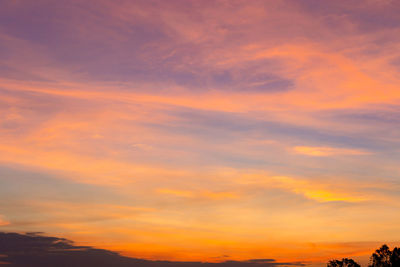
[1,0,400,266]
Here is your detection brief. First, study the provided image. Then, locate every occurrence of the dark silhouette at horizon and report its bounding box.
[327,244,400,267]
[0,232,305,267]
[327,258,360,267]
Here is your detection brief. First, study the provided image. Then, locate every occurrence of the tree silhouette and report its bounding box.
[369,244,400,267]
[391,247,400,267]
[327,258,360,267]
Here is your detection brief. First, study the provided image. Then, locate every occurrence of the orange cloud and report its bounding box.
[293,146,370,157]
[0,143,189,185]
[157,188,195,198]
[235,173,370,203]
[0,216,10,227]
[157,188,238,200]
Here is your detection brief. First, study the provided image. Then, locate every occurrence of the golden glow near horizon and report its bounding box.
[1,0,400,266]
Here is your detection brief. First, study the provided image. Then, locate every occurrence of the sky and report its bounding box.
[1,0,400,266]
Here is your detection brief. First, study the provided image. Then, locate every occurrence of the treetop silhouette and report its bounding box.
[328,244,400,267]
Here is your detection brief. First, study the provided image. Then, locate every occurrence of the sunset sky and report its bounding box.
[1,0,400,266]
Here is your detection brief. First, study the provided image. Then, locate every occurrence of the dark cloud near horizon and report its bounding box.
[0,232,305,267]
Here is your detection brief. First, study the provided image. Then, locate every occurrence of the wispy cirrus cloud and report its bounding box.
[1,0,400,265]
